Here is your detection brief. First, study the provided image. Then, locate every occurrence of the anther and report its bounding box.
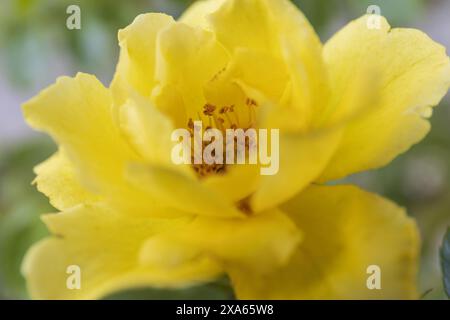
[203,103,216,116]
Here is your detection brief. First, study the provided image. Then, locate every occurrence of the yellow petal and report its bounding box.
[22,73,169,217]
[320,15,450,181]
[110,13,174,108]
[209,0,328,131]
[22,204,222,299]
[250,127,342,212]
[118,92,193,177]
[179,0,226,29]
[34,150,100,211]
[207,47,289,103]
[209,0,320,55]
[151,83,187,129]
[23,73,136,194]
[155,22,229,120]
[230,185,419,299]
[201,164,261,203]
[125,163,243,218]
[140,208,301,274]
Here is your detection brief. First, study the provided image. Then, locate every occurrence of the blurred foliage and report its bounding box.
[0,0,427,87]
[0,0,194,87]
[441,229,450,298]
[345,0,424,26]
[104,277,234,300]
[0,0,449,300]
[0,138,55,299]
[293,0,425,39]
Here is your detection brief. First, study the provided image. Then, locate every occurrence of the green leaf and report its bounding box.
[441,228,450,298]
[103,277,235,300]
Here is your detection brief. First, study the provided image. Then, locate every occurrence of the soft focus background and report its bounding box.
[0,0,449,300]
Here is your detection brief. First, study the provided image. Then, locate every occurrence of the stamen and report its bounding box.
[246,98,258,107]
[236,197,253,215]
[184,100,257,179]
[220,106,235,127]
[216,117,225,131]
[229,105,240,127]
[203,103,216,116]
[187,118,194,134]
[246,98,258,128]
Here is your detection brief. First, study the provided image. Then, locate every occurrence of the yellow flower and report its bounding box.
[22,0,450,299]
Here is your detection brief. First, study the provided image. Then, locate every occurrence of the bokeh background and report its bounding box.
[0,0,449,299]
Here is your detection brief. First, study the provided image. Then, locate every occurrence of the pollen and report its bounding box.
[186,98,258,178]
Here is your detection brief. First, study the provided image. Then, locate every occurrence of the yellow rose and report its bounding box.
[22,0,450,299]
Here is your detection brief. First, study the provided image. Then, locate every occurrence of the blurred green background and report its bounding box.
[0,0,449,300]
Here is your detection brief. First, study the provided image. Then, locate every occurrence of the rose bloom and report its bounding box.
[22,0,450,299]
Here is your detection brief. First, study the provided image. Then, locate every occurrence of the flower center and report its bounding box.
[186,98,259,178]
